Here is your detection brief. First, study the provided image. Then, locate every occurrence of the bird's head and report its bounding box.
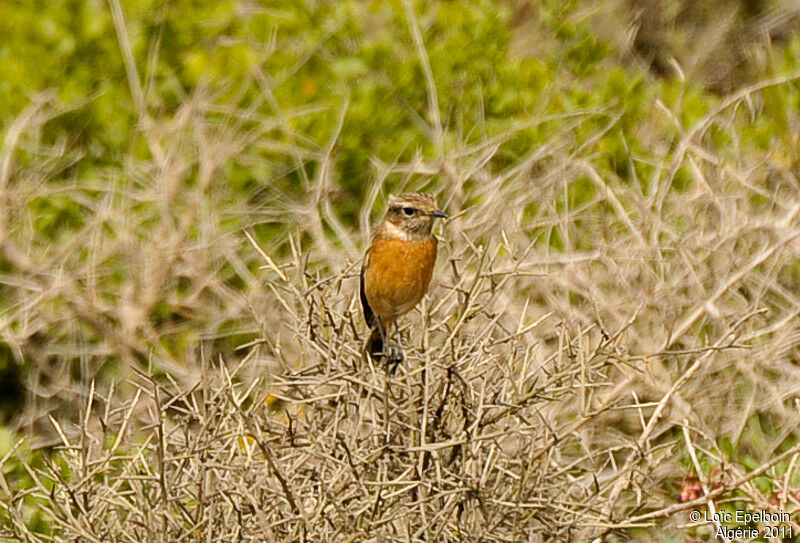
[380,192,448,240]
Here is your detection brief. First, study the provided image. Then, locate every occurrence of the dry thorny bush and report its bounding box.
[4,75,800,541]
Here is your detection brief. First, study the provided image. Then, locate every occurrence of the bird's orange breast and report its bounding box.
[364,236,438,320]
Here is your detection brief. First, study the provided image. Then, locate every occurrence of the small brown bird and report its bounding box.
[360,193,447,370]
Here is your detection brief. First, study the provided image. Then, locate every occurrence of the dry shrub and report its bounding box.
[4,59,800,543]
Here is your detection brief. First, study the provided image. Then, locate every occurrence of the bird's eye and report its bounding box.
[403,207,415,216]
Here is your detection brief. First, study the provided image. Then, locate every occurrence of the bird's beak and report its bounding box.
[429,209,448,219]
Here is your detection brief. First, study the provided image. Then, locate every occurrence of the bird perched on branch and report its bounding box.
[360,192,448,372]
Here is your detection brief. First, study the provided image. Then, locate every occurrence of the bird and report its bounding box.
[360,192,448,371]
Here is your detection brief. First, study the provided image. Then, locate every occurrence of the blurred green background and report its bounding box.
[4,0,799,210]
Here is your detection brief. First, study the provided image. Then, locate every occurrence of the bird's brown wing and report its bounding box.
[360,249,377,329]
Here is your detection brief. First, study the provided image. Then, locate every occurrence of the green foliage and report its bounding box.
[3,0,800,222]
[0,0,654,208]
[0,429,50,535]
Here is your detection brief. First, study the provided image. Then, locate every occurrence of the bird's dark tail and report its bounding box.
[366,325,384,361]
[365,319,403,373]
[361,267,385,361]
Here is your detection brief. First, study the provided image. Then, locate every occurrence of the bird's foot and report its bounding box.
[384,343,404,374]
